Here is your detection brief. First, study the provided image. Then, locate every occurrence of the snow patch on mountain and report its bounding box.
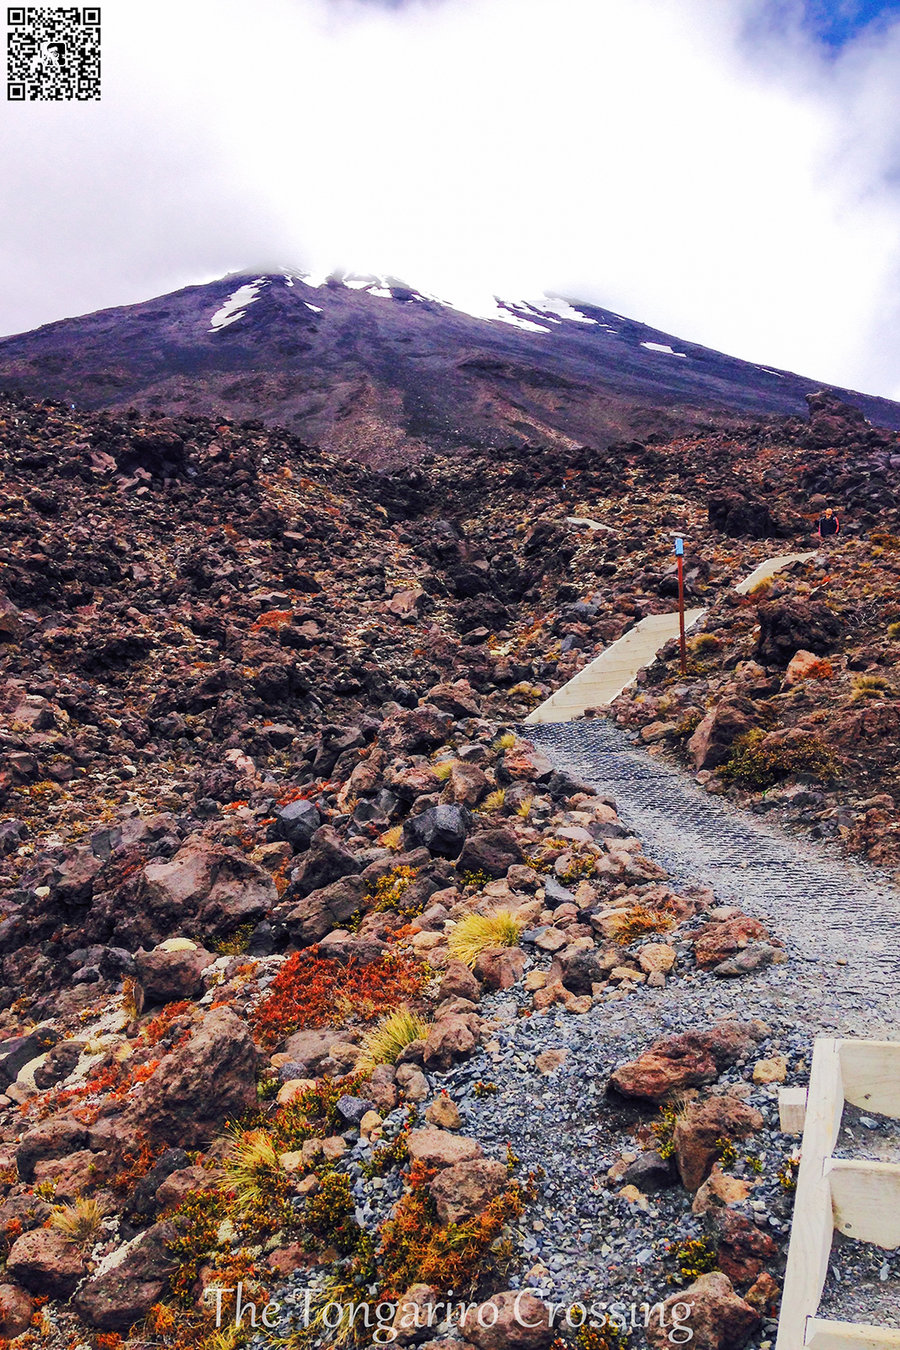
[286,270,593,334]
[490,301,551,333]
[641,341,687,358]
[297,269,333,290]
[209,279,267,332]
[527,296,598,326]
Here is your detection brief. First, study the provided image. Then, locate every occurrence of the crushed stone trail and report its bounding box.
[432,723,900,1322]
[526,720,900,1004]
[256,725,900,1343]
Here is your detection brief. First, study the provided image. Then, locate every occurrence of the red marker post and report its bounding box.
[674,534,687,676]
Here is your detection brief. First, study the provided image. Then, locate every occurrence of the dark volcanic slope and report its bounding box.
[3,271,899,465]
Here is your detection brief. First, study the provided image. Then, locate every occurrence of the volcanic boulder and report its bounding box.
[673,1095,765,1191]
[608,1022,766,1102]
[6,1230,87,1299]
[456,829,523,879]
[108,839,277,948]
[124,1007,258,1147]
[687,699,757,771]
[429,1159,508,1224]
[646,1273,759,1350]
[74,1221,176,1330]
[756,599,841,667]
[403,804,471,858]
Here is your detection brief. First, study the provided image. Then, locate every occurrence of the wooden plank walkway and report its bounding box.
[523,607,706,723]
[524,548,818,725]
[735,551,818,594]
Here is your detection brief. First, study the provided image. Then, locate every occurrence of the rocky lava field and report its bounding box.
[0,386,898,1349]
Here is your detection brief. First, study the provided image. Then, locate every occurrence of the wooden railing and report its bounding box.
[776,1039,900,1350]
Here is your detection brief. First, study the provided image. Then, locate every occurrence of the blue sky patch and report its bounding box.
[799,0,900,47]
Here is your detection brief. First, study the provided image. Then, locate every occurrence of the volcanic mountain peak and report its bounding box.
[2,268,899,466]
[224,267,612,333]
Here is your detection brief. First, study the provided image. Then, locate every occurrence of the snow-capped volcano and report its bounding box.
[1,269,898,466]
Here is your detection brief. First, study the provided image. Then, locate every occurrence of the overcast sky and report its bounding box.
[2,0,900,398]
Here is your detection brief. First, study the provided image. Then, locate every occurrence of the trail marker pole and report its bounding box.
[674,535,687,676]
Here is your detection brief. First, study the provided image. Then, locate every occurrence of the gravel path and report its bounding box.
[443,722,899,1331]
[259,722,900,1346]
[526,720,900,1017]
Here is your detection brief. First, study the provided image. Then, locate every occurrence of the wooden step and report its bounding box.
[775,1038,900,1350]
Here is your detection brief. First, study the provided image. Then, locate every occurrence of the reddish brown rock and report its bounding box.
[499,743,553,783]
[473,945,525,989]
[395,1063,429,1101]
[457,829,524,879]
[266,1240,329,1276]
[714,1209,778,1285]
[439,960,482,1003]
[134,838,276,945]
[387,587,427,619]
[282,875,367,945]
[384,762,442,800]
[744,1271,780,1313]
[135,942,216,1004]
[6,1228,87,1298]
[155,1163,222,1209]
[124,1007,258,1147]
[702,1020,769,1066]
[464,1290,553,1348]
[609,1037,716,1102]
[281,1026,347,1075]
[424,1094,462,1129]
[0,594,22,642]
[16,1116,88,1183]
[784,648,827,686]
[366,1063,400,1114]
[830,702,900,748]
[429,1158,508,1224]
[692,915,774,969]
[74,1221,175,1330]
[691,1164,752,1215]
[33,1147,108,1200]
[391,1283,442,1345]
[379,705,453,755]
[646,1272,759,1350]
[446,760,490,806]
[0,1195,52,1243]
[0,1281,33,1338]
[608,1023,766,1103]
[673,1095,765,1191]
[424,680,481,718]
[687,699,757,770]
[423,1014,481,1071]
[406,1128,483,1169]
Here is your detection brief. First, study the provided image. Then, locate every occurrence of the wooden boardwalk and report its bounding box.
[735,551,817,595]
[523,607,706,723]
[524,549,818,725]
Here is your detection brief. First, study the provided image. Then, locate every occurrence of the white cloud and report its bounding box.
[1,0,899,399]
